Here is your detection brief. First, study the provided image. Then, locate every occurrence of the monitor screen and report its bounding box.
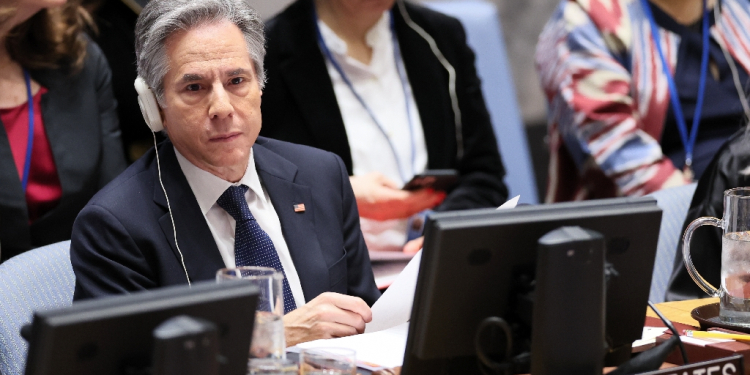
[25,281,258,375]
[402,197,662,374]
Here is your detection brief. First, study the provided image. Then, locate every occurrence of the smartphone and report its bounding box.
[402,169,459,191]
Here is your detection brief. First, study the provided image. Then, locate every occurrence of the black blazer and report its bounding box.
[666,130,750,301]
[71,137,381,306]
[260,0,508,211]
[0,42,127,261]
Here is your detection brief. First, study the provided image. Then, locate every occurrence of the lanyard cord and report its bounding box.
[641,0,710,176]
[21,69,34,191]
[313,7,418,183]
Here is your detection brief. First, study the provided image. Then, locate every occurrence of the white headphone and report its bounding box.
[133,76,191,286]
[134,76,164,132]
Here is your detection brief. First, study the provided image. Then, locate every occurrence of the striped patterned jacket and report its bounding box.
[536,0,750,202]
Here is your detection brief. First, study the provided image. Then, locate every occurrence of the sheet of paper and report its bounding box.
[364,196,520,334]
[632,327,667,348]
[497,195,520,209]
[678,335,733,347]
[366,251,421,333]
[292,322,410,371]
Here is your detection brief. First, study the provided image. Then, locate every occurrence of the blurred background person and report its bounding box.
[83,0,155,163]
[260,0,508,254]
[0,0,126,261]
[537,0,750,202]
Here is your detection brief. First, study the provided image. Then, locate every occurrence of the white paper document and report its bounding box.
[366,195,519,333]
[632,327,667,349]
[366,251,422,333]
[294,322,410,370]
[497,195,520,210]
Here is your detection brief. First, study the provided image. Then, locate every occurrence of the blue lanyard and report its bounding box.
[641,0,709,178]
[21,69,34,191]
[313,8,418,183]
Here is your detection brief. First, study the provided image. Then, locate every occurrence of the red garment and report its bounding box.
[1,87,62,222]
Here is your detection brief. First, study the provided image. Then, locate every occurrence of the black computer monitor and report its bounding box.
[402,197,662,374]
[25,281,258,375]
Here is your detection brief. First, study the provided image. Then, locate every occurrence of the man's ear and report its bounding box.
[157,102,170,136]
[160,109,169,136]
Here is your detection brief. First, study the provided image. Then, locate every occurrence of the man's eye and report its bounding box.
[186,84,200,91]
[230,77,243,85]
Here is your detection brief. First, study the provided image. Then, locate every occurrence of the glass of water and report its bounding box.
[299,348,356,375]
[683,187,750,326]
[217,266,286,359]
[248,358,298,375]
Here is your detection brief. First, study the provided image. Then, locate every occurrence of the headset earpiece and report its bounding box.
[134,76,164,132]
[136,76,190,285]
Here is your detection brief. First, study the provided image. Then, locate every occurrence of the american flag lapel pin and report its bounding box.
[293,203,306,213]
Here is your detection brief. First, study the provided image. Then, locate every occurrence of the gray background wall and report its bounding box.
[250,0,559,198]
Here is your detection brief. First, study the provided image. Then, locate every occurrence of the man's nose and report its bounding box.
[208,83,233,119]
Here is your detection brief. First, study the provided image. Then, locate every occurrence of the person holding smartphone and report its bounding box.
[260,0,508,253]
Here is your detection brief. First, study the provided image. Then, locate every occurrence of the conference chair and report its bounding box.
[425,1,538,204]
[646,183,698,303]
[0,241,74,375]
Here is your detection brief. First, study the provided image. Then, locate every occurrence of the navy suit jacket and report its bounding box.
[71,137,380,306]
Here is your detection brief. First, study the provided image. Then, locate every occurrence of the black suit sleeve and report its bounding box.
[431,16,508,211]
[666,132,750,301]
[335,154,381,306]
[71,204,158,300]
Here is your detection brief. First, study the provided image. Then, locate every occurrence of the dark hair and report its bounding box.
[4,1,93,72]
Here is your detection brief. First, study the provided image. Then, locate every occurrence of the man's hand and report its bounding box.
[283,292,372,347]
[350,172,445,221]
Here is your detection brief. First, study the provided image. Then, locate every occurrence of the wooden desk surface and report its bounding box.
[647,298,719,327]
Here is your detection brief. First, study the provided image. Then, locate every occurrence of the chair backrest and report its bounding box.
[0,241,74,375]
[646,183,698,303]
[424,1,538,204]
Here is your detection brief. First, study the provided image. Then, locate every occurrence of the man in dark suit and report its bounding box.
[70,0,379,347]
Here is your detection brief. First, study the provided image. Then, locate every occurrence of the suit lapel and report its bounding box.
[253,142,328,302]
[274,0,354,172]
[152,142,225,282]
[32,69,102,202]
[392,5,454,168]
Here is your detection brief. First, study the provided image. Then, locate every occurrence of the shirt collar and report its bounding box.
[174,146,267,216]
[317,11,391,60]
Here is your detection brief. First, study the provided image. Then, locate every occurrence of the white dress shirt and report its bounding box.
[174,147,306,307]
[318,12,428,252]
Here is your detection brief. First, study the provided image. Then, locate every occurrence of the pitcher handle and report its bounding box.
[682,216,724,297]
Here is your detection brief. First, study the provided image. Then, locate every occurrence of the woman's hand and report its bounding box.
[350,172,445,221]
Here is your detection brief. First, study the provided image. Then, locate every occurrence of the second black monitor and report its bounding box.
[403,196,662,374]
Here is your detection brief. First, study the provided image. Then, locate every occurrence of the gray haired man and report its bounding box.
[70,0,380,347]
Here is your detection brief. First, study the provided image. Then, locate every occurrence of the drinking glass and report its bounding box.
[248,358,298,375]
[683,187,750,326]
[299,348,356,375]
[217,266,286,359]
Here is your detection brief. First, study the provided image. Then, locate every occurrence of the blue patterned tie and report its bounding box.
[217,185,297,314]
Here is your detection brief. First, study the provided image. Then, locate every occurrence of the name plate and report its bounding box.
[639,354,744,375]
